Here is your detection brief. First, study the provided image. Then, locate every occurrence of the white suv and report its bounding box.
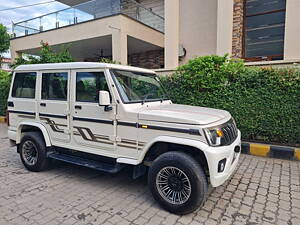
[7,62,241,214]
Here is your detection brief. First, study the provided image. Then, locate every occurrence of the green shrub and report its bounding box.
[0,70,11,116]
[99,57,121,64]
[161,55,300,145]
[11,41,74,68]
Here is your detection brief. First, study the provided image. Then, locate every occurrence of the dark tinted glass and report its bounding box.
[245,41,284,58]
[246,0,286,16]
[12,72,36,98]
[246,11,285,29]
[111,70,166,103]
[76,72,109,102]
[245,1,286,59]
[246,26,285,45]
[42,73,68,100]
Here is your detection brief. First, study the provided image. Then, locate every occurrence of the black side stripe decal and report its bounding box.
[73,117,114,125]
[39,113,67,119]
[8,110,200,136]
[7,110,35,116]
[118,121,200,136]
[117,121,138,127]
[138,124,201,135]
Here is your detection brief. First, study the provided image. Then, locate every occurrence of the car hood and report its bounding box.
[138,104,231,125]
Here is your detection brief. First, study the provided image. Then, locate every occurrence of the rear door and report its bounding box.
[70,69,116,154]
[8,72,37,129]
[38,70,70,143]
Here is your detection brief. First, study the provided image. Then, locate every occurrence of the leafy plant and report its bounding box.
[11,41,74,68]
[0,70,11,116]
[161,55,300,146]
[99,57,121,64]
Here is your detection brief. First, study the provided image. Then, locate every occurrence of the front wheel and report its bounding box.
[148,151,208,214]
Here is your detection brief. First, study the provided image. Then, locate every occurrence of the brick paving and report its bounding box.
[0,124,299,225]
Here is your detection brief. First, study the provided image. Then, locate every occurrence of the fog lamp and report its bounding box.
[218,158,226,173]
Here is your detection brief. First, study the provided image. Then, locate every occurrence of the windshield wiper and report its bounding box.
[141,93,154,105]
[160,93,169,102]
[141,93,169,105]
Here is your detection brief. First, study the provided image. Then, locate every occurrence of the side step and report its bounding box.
[48,152,124,173]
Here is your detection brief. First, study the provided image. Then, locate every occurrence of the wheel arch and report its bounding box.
[16,122,52,147]
[139,136,210,176]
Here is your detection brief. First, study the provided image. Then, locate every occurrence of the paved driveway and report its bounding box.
[0,124,299,225]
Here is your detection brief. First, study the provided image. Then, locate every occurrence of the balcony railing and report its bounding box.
[12,0,164,38]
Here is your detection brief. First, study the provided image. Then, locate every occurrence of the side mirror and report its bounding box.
[99,91,112,111]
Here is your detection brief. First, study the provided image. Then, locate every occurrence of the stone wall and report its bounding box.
[128,49,164,69]
[232,0,244,58]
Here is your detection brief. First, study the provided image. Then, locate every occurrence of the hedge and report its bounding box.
[0,70,11,116]
[0,56,299,145]
[161,55,300,146]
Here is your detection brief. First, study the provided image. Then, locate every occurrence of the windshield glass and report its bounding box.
[111,69,168,103]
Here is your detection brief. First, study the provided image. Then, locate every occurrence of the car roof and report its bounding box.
[14,62,156,74]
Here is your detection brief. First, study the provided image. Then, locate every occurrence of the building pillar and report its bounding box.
[10,49,22,63]
[216,0,234,56]
[112,31,128,65]
[231,0,244,58]
[164,0,179,69]
[284,0,300,60]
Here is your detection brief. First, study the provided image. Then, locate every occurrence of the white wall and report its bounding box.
[284,0,300,60]
[164,0,179,69]
[216,0,234,56]
[179,0,218,65]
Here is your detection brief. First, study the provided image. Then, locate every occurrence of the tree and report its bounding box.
[12,41,74,68]
[0,24,10,64]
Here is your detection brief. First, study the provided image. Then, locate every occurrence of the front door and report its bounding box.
[70,69,116,153]
[38,70,70,143]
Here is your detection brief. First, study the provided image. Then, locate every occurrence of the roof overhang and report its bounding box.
[56,0,90,7]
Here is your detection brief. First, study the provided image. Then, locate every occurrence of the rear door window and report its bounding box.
[42,72,68,100]
[12,72,37,98]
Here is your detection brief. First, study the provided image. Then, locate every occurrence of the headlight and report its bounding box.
[204,128,224,146]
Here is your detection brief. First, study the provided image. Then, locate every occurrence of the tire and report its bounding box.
[19,132,50,172]
[148,151,208,214]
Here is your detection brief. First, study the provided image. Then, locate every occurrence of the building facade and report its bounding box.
[10,0,300,70]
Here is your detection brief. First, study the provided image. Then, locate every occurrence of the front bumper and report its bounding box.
[205,130,241,187]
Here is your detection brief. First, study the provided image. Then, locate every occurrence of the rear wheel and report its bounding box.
[19,132,49,172]
[148,151,208,214]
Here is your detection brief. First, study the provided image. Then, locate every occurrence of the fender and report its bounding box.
[137,135,210,164]
[16,122,52,147]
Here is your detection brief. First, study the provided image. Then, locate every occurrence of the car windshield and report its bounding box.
[111,69,168,103]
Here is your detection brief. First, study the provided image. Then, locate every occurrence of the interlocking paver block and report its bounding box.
[0,124,299,225]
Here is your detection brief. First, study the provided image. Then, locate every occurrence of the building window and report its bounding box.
[244,0,286,61]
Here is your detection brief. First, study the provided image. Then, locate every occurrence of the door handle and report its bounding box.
[40,103,46,107]
[75,105,82,110]
[7,101,14,107]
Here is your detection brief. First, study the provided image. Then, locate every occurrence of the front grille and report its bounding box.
[220,120,238,146]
